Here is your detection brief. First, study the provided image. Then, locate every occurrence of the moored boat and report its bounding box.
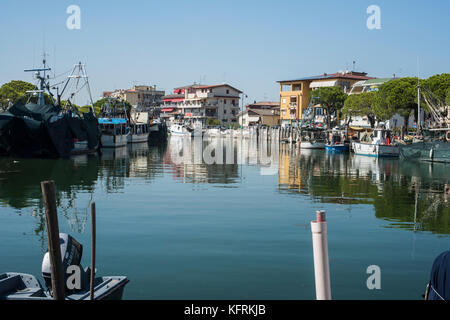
[99,118,129,147]
[352,128,399,157]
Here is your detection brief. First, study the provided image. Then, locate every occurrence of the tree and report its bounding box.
[342,92,377,128]
[0,80,37,110]
[446,88,450,106]
[309,87,347,127]
[422,73,450,102]
[374,77,418,136]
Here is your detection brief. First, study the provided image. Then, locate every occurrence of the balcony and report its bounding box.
[289,103,297,109]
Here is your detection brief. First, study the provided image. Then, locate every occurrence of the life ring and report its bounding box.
[446,131,450,142]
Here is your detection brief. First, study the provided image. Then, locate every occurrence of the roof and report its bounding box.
[247,101,280,107]
[238,108,279,117]
[173,83,243,93]
[277,71,376,83]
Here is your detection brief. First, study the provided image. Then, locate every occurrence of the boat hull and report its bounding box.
[300,141,325,149]
[325,144,349,152]
[127,133,149,143]
[352,142,399,157]
[101,134,128,148]
[399,141,450,163]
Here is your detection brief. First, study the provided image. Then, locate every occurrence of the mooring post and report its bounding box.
[90,202,96,300]
[311,210,332,300]
[41,180,65,300]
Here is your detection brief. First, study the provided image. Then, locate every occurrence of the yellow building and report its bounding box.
[277,71,375,126]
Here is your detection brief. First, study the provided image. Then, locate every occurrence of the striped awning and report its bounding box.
[310,80,338,88]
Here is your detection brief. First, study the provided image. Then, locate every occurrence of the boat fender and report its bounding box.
[429,148,434,159]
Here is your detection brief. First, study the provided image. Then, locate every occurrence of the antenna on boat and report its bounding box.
[24,55,52,106]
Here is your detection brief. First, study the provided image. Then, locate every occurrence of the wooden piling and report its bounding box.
[90,202,96,300]
[41,180,65,300]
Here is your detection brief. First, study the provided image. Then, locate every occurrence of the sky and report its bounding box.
[0,0,449,106]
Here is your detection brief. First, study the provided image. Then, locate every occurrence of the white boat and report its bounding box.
[352,129,399,157]
[299,129,326,149]
[99,118,129,148]
[301,141,326,149]
[169,123,192,136]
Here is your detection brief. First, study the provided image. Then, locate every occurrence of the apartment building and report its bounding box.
[277,71,375,126]
[103,85,165,112]
[161,83,242,125]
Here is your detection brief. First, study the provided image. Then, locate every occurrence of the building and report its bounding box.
[161,83,242,125]
[103,85,165,113]
[348,78,392,95]
[237,101,280,126]
[277,71,375,126]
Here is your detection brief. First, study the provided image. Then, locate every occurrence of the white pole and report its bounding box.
[311,210,332,300]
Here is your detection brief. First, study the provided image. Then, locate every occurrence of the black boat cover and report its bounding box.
[427,251,450,300]
[0,102,99,158]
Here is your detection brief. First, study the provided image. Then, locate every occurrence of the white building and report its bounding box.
[161,84,242,125]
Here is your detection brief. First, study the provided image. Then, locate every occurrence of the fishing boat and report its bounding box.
[399,83,450,163]
[98,99,130,148]
[0,233,129,300]
[299,128,326,149]
[352,128,399,157]
[128,112,149,143]
[99,118,129,147]
[325,129,349,152]
[0,61,100,158]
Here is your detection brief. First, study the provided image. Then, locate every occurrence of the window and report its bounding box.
[281,84,291,92]
[293,84,301,91]
[226,89,230,94]
[224,110,227,114]
[282,98,286,104]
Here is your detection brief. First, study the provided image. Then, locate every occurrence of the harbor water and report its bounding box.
[0,136,448,299]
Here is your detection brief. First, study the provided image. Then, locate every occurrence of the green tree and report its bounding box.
[0,80,37,110]
[422,73,450,102]
[309,87,347,127]
[446,88,450,106]
[206,118,220,126]
[342,92,377,128]
[374,77,418,136]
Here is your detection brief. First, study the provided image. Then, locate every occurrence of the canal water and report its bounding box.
[0,137,448,299]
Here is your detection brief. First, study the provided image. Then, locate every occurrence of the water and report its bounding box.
[0,137,448,300]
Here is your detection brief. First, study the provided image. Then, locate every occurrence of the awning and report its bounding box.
[161,108,174,112]
[310,80,338,88]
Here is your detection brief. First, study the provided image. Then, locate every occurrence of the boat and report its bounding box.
[0,61,100,158]
[99,118,129,147]
[98,99,130,148]
[169,122,193,136]
[0,233,129,300]
[128,112,149,143]
[325,129,349,152]
[399,128,450,163]
[299,128,326,149]
[399,83,450,163]
[352,128,399,157]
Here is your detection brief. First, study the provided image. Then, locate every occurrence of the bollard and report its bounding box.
[311,210,332,300]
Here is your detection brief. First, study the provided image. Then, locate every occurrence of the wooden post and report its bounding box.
[41,180,65,300]
[90,202,96,300]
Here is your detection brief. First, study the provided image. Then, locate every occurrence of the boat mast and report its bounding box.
[24,57,51,106]
[417,57,421,133]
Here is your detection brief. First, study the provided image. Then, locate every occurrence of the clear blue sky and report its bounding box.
[0,0,449,106]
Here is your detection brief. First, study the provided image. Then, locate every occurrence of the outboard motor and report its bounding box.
[41,233,90,295]
[424,251,450,300]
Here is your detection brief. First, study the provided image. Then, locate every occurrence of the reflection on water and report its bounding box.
[278,144,449,234]
[0,138,449,239]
